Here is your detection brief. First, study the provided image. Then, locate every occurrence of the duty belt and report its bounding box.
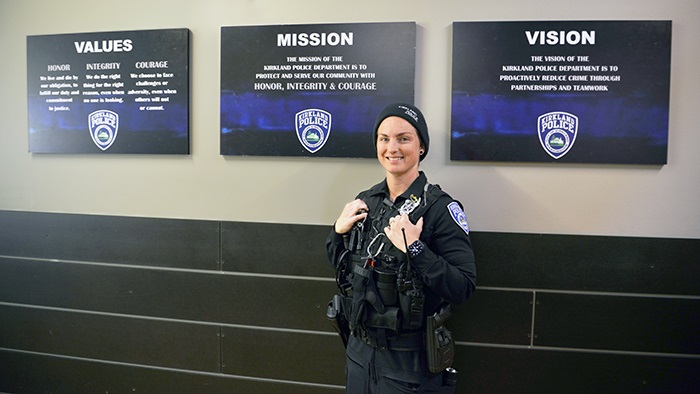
[355,326,424,351]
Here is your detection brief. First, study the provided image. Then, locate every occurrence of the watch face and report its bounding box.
[408,240,424,257]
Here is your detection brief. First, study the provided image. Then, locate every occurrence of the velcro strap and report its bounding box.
[353,264,371,278]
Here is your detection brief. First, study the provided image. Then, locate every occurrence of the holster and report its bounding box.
[326,294,350,348]
[425,304,455,373]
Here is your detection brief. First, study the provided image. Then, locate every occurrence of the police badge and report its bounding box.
[538,111,578,159]
[88,110,119,151]
[399,194,421,215]
[295,109,331,153]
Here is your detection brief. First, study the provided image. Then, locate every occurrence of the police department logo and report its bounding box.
[295,109,331,153]
[88,110,119,151]
[538,111,578,159]
[447,202,469,235]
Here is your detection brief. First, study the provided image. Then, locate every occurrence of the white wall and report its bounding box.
[1,0,698,239]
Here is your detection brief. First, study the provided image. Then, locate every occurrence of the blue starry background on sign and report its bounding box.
[450,21,671,165]
[220,22,415,158]
[27,29,190,154]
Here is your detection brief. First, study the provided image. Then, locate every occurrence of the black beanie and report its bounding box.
[373,103,430,161]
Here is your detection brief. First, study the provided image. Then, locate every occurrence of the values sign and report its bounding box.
[451,21,671,164]
[220,22,416,158]
[27,28,190,154]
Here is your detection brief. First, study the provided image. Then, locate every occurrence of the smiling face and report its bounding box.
[376,116,423,179]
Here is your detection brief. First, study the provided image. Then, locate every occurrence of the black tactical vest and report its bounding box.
[336,183,447,339]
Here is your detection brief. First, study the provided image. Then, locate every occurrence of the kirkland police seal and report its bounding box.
[88,109,119,151]
[538,111,578,159]
[296,108,331,153]
[447,202,470,235]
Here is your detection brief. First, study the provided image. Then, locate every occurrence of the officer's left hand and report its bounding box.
[384,214,423,253]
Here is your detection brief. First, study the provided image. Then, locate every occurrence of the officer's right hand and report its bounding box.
[334,199,369,234]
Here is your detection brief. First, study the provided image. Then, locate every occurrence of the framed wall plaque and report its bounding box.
[27,28,190,154]
[451,21,671,164]
[220,22,416,158]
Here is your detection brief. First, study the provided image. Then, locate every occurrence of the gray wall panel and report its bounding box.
[0,304,220,372]
[1,210,698,393]
[470,232,700,295]
[214,275,337,331]
[450,288,533,345]
[0,349,344,394]
[534,293,700,354]
[455,345,700,393]
[0,210,220,270]
[221,221,333,277]
[0,256,337,331]
[222,326,346,386]
[0,256,219,321]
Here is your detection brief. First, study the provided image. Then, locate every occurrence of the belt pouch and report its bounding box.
[400,289,424,330]
[349,264,371,330]
[365,306,400,331]
[374,269,397,305]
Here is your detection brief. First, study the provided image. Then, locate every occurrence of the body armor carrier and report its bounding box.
[333,183,446,349]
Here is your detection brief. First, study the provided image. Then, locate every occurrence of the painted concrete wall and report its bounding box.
[1,0,698,238]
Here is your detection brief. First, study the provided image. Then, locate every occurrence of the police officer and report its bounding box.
[326,103,477,393]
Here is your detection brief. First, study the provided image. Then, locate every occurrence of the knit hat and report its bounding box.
[373,103,429,161]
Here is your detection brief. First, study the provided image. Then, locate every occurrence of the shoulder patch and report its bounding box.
[447,201,470,235]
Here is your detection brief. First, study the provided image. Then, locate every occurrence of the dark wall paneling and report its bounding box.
[535,292,700,354]
[454,345,700,394]
[0,304,220,372]
[0,256,337,331]
[450,288,533,345]
[470,232,700,295]
[221,221,333,277]
[213,275,336,331]
[0,256,220,322]
[0,349,344,394]
[221,326,346,386]
[1,210,699,393]
[0,210,220,270]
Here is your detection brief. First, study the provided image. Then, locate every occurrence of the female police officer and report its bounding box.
[326,103,477,393]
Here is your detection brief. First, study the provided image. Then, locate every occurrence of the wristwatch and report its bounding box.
[408,240,425,258]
